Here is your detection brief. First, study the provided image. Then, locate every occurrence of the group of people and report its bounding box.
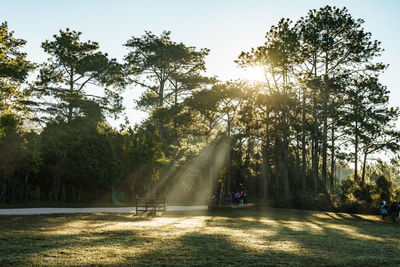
[380,201,400,223]
[211,190,248,207]
[228,191,247,206]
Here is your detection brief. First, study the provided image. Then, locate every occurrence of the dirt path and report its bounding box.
[0,206,208,215]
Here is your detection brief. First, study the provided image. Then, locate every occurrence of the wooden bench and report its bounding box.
[135,198,167,214]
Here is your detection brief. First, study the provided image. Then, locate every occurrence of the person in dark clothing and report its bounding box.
[234,191,240,206]
[239,191,244,206]
[390,202,398,223]
[380,201,388,220]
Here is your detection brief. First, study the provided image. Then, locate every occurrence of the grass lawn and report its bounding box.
[0,206,399,266]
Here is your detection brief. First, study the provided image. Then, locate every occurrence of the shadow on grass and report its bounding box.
[200,207,400,265]
[0,212,153,230]
[118,231,329,266]
[0,226,158,265]
[1,207,400,266]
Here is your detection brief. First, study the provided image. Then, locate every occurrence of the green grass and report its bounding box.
[0,207,399,266]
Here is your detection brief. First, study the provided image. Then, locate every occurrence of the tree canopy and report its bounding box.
[0,6,399,211]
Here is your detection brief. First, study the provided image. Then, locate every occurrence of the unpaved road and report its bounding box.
[0,206,208,215]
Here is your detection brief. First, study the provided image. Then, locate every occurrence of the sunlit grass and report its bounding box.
[1,207,400,265]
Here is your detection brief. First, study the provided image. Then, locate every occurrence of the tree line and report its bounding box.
[1,6,399,211]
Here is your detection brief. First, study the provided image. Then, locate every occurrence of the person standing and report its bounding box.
[239,191,244,206]
[380,201,388,221]
[243,192,248,207]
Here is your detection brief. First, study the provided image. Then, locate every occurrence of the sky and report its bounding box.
[1,0,400,127]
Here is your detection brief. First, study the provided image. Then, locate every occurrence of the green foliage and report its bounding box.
[124,31,209,108]
[233,5,399,203]
[34,28,124,123]
[0,114,23,201]
[124,31,210,141]
[374,175,393,202]
[339,158,399,214]
[1,6,400,211]
[0,22,34,115]
[0,113,18,136]
[19,131,42,176]
[40,115,122,201]
[113,122,168,198]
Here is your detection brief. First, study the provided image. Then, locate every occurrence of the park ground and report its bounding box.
[1,206,400,266]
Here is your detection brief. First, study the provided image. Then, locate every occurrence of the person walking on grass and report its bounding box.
[380,201,388,220]
[390,202,398,223]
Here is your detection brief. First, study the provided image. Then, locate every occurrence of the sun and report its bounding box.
[237,66,265,82]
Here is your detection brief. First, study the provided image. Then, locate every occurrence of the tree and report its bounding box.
[34,28,124,123]
[18,131,42,202]
[214,81,244,193]
[343,74,400,185]
[237,18,299,202]
[0,114,23,202]
[40,109,122,202]
[0,22,34,115]
[124,31,209,141]
[296,6,384,186]
[112,122,168,199]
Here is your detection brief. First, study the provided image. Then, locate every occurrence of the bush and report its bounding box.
[290,192,335,211]
[338,194,366,214]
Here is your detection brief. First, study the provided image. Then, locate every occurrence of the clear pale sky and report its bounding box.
[1,0,399,127]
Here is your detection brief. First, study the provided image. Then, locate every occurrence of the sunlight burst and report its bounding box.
[238,66,265,82]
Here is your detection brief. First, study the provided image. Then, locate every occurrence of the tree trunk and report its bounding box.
[78,186,82,201]
[227,148,231,194]
[361,151,368,214]
[295,140,300,176]
[0,170,8,202]
[261,143,270,200]
[68,66,74,122]
[322,103,328,187]
[361,151,368,186]
[274,138,280,199]
[322,54,330,190]
[301,92,307,192]
[282,132,290,202]
[226,118,231,194]
[158,80,165,141]
[35,185,40,201]
[330,122,335,191]
[354,121,359,181]
[209,164,214,196]
[72,185,75,201]
[281,69,290,202]
[173,82,179,140]
[262,119,271,200]
[312,88,319,193]
[312,54,319,193]
[61,185,66,202]
[312,135,319,192]
[24,173,29,202]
